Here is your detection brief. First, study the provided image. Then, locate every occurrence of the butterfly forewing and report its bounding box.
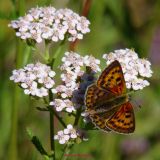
[85,84,115,113]
[106,102,135,133]
[97,60,126,95]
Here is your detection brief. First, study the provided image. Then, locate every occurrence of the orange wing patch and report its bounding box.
[106,102,135,134]
[90,114,111,132]
[97,60,126,95]
[89,105,120,132]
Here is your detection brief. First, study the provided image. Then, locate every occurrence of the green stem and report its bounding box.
[74,107,82,126]
[52,46,62,61]
[49,90,55,160]
[42,41,56,159]
[52,108,67,128]
[47,106,67,128]
[49,110,55,158]
[44,41,50,62]
[23,46,32,65]
[60,144,74,160]
[52,39,66,66]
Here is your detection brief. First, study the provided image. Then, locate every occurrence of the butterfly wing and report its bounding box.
[89,114,111,132]
[89,106,120,132]
[85,84,116,132]
[97,60,126,95]
[106,102,135,134]
[85,84,115,113]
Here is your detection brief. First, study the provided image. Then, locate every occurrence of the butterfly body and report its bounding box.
[94,92,129,113]
[84,60,135,134]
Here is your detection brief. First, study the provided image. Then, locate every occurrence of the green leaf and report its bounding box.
[36,107,49,111]
[26,128,49,157]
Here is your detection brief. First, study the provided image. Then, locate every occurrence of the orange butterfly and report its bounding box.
[85,60,135,134]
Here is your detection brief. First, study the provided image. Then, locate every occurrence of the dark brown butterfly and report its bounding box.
[84,60,135,134]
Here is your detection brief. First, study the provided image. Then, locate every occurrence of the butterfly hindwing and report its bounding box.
[106,102,135,134]
[97,60,126,95]
[89,106,120,132]
[89,114,111,132]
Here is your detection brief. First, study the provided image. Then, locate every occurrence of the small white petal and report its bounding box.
[21,83,28,88]
[67,124,73,130]
[71,134,77,139]
[59,139,65,144]
[64,129,69,134]
[54,135,58,140]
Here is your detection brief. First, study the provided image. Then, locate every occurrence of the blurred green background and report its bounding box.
[1,0,160,160]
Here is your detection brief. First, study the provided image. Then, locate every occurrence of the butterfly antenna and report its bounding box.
[133,99,142,110]
[128,94,141,109]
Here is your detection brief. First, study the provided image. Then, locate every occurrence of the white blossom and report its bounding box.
[50,99,75,113]
[52,52,100,100]
[50,99,66,112]
[83,55,101,72]
[36,87,48,97]
[9,7,90,43]
[64,99,75,113]
[137,59,152,77]
[54,124,78,144]
[64,124,78,139]
[54,130,69,144]
[10,69,26,82]
[103,48,153,90]
[51,85,75,98]
[61,52,84,69]
[10,62,56,97]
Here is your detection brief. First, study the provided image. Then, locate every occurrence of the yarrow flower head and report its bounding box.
[10,62,56,97]
[54,130,69,144]
[54,124,79,144]
[52,51,100,97]
[50,52,100,113]
[50,99,75,112]
[64,124,78,139]
[9,7,90,43]
[103,48,153,90]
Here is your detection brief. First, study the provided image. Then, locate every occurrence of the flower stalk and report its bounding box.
[60,143,74,160]
[44,41,50,63]
[49,110,55,159]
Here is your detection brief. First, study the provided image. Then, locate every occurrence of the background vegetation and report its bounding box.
[0,0,160,160]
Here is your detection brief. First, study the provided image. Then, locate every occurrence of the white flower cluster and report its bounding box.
[52,52,100,98]
[103,48,153,90]
[10,62,55,97]
[50,99,75,113]
[54,124,78,144]
[9,7,90,43]
[50,52,100,112]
